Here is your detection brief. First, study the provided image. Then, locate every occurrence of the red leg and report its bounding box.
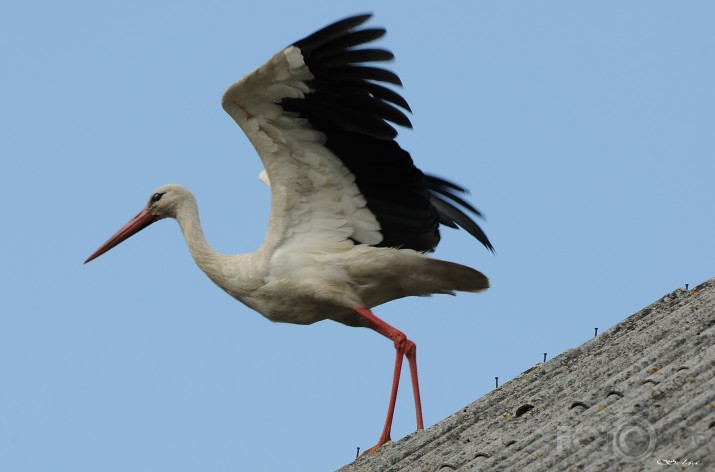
[353,307,424,455]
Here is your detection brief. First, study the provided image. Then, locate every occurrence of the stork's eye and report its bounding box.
[151,192,164,203]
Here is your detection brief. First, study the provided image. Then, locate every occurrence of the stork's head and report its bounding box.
[84,183,190,264]
[142,183,193,220]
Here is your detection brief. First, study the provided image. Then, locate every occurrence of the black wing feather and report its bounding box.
[318,48,394,67]
[282,14,493,252]
[424,175,483,217]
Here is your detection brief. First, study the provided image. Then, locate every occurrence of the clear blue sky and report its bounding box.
[2,1,714,471]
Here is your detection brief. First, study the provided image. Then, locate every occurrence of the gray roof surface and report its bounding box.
[339,278,715,471]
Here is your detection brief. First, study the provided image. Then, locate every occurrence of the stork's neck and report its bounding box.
[173,192,261,299]
[174,195,223,275]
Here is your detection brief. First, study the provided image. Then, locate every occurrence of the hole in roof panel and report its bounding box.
[515,403,535,417]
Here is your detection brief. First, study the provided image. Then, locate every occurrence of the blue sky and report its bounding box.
[2,1,714,471]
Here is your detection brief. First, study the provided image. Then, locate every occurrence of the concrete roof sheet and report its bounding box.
[339,278,715,471]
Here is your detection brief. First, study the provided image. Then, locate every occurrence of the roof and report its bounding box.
[339,278,715,471]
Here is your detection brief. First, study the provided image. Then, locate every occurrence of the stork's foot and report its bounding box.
[358,436,391,458]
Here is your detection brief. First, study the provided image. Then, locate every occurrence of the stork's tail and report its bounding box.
[348,248,489,309]
[418,258,489,295]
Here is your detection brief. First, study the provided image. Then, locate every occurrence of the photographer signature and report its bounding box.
[657,459,699,466]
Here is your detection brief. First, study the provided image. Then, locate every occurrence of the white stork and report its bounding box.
[85,14,494,454]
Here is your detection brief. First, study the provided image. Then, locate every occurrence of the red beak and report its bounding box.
[84,208,156,264]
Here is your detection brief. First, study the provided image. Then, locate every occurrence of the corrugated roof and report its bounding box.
[339,278,715,471]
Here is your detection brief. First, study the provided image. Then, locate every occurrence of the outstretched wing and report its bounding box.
[222,14,493,254]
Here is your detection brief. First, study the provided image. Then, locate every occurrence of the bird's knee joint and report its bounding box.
[404,339,416,358]
[392,331,406,349]
[394,335,416,356]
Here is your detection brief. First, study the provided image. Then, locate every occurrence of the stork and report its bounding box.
[85,14,494,455]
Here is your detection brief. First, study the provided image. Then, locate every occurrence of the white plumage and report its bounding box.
[223,46,385,252]
[85,14,493,455]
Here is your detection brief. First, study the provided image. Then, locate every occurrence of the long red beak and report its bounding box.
[84,208,156,264]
